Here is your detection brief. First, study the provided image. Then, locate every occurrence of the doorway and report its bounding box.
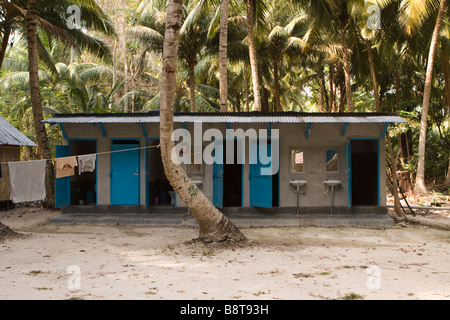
[69,140,97,206]
[249,139,279,208]
[111,139,140,205]
[213,139,243,208]
[147,139,174,207]
[348,139,379,206]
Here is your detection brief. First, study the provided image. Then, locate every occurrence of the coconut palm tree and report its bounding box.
[298,0,357,112]
[18,0,115,207]
[415,0,448,194]
[0,0,115,69]
[159,0,246,243]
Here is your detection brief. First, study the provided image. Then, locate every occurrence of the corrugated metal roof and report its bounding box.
[0,116,37,147]
[42,112,408,125]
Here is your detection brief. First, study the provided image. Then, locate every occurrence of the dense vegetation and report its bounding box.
[0,0,449,196]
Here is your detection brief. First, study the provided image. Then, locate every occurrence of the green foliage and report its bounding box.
[1,0,450,185]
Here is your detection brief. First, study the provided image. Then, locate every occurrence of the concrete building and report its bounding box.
[43,112,407,226]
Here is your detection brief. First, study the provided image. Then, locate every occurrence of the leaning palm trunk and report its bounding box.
[219,0,229,112]
[159,0,246,243]
[415,0,447,195]
[26,0,55,208]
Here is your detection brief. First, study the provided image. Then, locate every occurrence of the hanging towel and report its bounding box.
[54,156,78,178]
[77,154,96,174]
[8,160,47,203]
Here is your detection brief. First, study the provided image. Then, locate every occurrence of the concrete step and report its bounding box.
[50,212,394,228]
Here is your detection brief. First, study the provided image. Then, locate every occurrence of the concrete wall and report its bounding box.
[61,121,387,209]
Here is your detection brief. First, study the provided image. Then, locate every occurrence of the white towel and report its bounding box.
[8,160,47,203]
[77,154,96,174]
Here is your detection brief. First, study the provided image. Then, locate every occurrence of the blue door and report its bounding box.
[55,145,70,208]
[346,142,352,208]
[212,141,224,208]
[249,140,278,207]
[111,140,140,205]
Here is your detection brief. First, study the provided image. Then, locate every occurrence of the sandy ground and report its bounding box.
[0,205,449,300]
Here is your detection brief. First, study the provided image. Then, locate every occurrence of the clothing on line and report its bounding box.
[77,154,96,174]
[8,160,47,203]
[54,156,78,178]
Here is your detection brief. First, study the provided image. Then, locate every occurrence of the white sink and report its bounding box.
[324,180,341,187]
[290,180,307,187]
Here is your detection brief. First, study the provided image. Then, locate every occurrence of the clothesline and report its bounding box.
[0,143,161,165]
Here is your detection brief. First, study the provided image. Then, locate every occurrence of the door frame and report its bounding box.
[69,138,98,206]
[347,138,380,208]
[55,139,98,208]
[110,137,141,206]
[249,137,280,208]
[212,138,244,208]
[145,137,177,209]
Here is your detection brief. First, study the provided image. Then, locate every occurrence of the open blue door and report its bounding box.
[55,145,70,208]
[346,142,352,208]
[249,140,276,208]
[111,140,140,205]
[212,141,224,208]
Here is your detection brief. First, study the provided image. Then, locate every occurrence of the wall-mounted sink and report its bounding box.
[290,180,307,188]
[324,180,341,188]
[289,180,306,215]
[323,180,341,215]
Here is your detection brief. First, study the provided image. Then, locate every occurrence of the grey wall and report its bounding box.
[61,121,387,208]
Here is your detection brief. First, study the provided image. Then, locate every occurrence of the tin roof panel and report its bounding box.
[42,112,407,125]
[0,116,37,146]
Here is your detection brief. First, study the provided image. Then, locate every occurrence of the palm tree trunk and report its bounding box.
[219,0,229,112]
[0,23,11,70]
[273,54,282,112]
[441,46,450,112]
[244,65,250,112]
[366,39,381,112]
[329,63,336,112]
[159,0,246,243]
[188,60,196,112]
[338,64,345,113]
[25,0,55,208]
[415,0,447,195]
[387,133,406,218]
[247,0,261,111]
[340,24,354,112]
[394,67,405,168]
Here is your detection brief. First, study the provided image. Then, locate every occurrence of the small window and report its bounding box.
[291,148,304,173]
[326,150,338,172]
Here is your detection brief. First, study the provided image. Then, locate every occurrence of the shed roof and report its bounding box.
[42,112,407,125]
[0,116,37,147]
